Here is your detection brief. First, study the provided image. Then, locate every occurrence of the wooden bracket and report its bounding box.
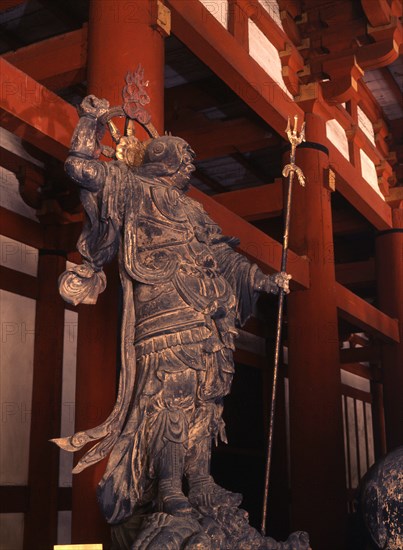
[321,55,364,104]
[151,0,171,37]
[324,167,336,192]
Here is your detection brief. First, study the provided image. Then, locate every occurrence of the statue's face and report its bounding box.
[141,137,196,190]
[173,145,196,190]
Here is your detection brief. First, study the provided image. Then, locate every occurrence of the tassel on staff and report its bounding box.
[261,115,306,536]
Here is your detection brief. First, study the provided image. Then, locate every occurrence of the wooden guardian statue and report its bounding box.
[52,68,309,550]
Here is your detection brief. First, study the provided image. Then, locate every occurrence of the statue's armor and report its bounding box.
[125,177,239,475]
[132,178,238,360]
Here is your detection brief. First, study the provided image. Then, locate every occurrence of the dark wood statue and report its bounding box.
[52,69,310,550]
[350,446,403,549]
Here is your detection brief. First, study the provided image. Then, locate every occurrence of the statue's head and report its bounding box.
[142,136,196,190]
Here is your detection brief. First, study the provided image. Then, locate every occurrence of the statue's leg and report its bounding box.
[156,439,192,516]
[186,429,242,508]
[151,367,198,516]
[184,349,242,508]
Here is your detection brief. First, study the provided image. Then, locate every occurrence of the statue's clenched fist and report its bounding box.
[271,271,292,294]
[78,95,110,119]
[257,271,292,295]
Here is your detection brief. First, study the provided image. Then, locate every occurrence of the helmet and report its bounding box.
[142,136,194,176]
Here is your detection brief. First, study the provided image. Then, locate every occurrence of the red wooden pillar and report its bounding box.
[23,249,66,549]
[375,206,403,452]
[72,0,165,542]
[72,264,119,544]
[87,0,164,135]
[286,113,347,549]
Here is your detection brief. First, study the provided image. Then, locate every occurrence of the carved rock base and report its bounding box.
[111,499,310,550]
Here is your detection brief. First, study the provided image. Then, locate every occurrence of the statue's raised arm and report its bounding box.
[65,95,110,191]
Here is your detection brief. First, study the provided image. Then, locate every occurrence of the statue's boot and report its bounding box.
[157,441,193,516]
[186,438,242,508]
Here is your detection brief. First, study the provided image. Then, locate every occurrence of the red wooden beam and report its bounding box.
[341,362,381,382]
[336,282,400,343]
[233,348,266,369]
[2,27,87,90]
[0,265,38,299]
[0,486,29,513]
[335,259,376,286]
[0,59,76,161]
[0,0,26,10]
[213,179,283,220]
[341,384,372,403]
[0,143,42,176]
[340,345,381,364]
[0,486,71,513]
[188,186,309,288]
[0,206,44,248]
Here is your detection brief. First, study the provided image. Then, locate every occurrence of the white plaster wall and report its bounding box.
[0,291,36,485]
[0,513,24,550]
[257,0,284,29]
[365,402,375,467]
[58,309,78,489]
[346,396,359,487]
[199,0,229,29]
[57,511,72,545]
[248,19,292,98]
[326,119,350,161]
[341,397,349,487]
[0,235,38,277]
[360,149,383,198]
[357,106,375,145]
[341,370,375,489]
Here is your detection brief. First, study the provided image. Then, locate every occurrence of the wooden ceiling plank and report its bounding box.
[193,167,227,192]
[336,282,399,343]
[169,115,279,160]
[214,179,283,220]
[230,151,270,184]
[2,26,87,90]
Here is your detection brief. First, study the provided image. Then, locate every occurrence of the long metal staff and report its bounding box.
[261,116,306,536]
